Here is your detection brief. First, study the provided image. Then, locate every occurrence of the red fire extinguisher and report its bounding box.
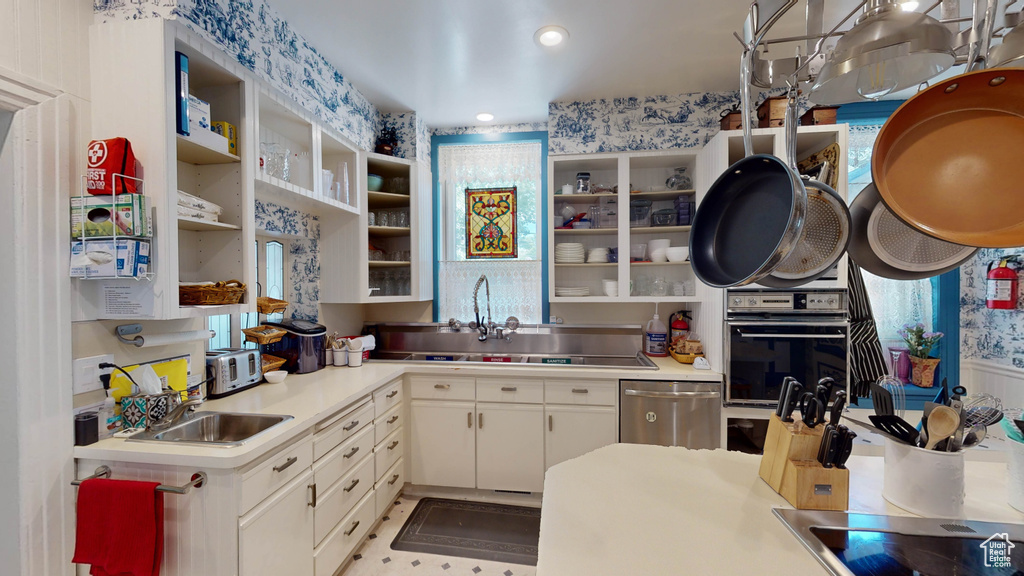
[987,256,1020,310]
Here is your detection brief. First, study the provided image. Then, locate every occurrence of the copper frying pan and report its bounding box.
[872,69,1024,248]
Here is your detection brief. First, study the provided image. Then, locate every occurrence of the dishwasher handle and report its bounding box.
[623,388,720,400]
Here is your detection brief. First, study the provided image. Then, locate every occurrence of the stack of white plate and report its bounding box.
[555,243,585,263]
[587,247,609,263]
[554,286,591,297]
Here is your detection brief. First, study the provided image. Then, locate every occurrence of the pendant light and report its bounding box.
[809,0,954,104]
[990,23,1024,68]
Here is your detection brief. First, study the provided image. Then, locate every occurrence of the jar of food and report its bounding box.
[666,167,692,191]
[576,172,591,194]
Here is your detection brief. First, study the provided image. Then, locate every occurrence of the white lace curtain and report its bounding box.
[437,141,543,323]
[848,124,933,344]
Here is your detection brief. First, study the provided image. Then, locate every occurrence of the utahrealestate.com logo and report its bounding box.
[980,533,1015,568]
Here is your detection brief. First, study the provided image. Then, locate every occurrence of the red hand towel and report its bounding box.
[73,478,164,576]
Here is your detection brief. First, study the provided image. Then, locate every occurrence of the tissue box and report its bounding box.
[188,95,211,130]
[210,121,237,155]
[70,238,150,278]
[120,391,183,430]
[71,193,150,238]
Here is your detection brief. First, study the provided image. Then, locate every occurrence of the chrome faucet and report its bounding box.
[149,398,203,431]
[471,274,492,341]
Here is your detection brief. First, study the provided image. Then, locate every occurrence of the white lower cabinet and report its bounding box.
[314,490,376,576]
[544,405,617,470]
[410,399,476,488]
[239,468,315,576]
[476,403,544,492]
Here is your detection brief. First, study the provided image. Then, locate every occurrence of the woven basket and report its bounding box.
[179,280,246,306]
[243,325,287,345]
[261,354,286,373]
[670,349,705,365]
[257,296,289,315]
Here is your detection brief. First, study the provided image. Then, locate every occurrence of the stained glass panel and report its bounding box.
[465,186,517,259]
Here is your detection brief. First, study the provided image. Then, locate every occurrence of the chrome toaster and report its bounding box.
[205,348,262,398]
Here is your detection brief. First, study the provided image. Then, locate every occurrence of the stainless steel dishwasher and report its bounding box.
[620,380,721,449]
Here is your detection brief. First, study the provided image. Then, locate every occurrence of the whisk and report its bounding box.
[878,375,906,418]
[963,393,1004,427]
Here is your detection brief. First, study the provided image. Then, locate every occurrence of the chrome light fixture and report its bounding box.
[990,23,1024,68]
[810,0,955,104]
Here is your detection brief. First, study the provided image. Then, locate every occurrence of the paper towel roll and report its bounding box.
[136,330,215,348]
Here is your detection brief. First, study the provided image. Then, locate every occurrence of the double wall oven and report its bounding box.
[725,289,850,407]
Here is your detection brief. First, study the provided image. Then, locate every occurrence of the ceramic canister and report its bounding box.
[882,438,965,518]
[1008,438,1024,513]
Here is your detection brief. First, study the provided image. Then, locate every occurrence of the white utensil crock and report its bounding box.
[1008,438,1024,513]
[883,438,965,518]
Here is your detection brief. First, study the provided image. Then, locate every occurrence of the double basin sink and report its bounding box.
[372,351,658,369]
[128,412,293,447]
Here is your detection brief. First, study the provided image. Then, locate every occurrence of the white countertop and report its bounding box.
[537,444,1024,576]
[73,356,720,469]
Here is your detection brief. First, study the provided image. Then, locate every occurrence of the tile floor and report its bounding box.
[340,495,538,576]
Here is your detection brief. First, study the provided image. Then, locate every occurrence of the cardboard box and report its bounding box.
[188,95,211,130]
[71,193,150,238]
[70,238,150,278]
[186,121,230,155]
[210,121,237,155]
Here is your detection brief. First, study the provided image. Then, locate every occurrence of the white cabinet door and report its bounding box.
[477,403,544,492]
[410,400,476,488]
[239,468,314,576]
[544,405,617,471]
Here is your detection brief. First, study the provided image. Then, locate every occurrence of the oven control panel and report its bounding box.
[727,290,846,313]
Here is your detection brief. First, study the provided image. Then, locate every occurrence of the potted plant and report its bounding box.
[898,323,943,387]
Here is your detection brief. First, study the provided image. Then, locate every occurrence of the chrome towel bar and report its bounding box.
[71,465,207,495]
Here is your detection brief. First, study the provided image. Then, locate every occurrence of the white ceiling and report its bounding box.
[266,0,970,128]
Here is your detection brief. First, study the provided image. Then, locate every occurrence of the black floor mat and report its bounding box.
[390,498,541,566]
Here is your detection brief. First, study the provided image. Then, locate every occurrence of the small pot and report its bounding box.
[910,357,940,387]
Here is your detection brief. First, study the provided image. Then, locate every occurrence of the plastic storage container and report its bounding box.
[652,209,678,227]
[630,199,653,228]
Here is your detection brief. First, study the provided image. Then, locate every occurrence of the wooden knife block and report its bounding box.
[758,413,849,511]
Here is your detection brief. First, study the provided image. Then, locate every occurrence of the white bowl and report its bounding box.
[264,370,288,384]
[647,239,671,253]
[650,248,668,263]
[666,246,689,262]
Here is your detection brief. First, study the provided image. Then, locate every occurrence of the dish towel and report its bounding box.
[72,478,164,576]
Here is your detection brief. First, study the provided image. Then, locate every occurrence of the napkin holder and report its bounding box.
[758,413,849,511]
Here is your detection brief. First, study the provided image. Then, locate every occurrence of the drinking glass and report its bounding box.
[367,211,376,226]
[396,208,410,228]
[651,277,669,297]
[377,209,391,228]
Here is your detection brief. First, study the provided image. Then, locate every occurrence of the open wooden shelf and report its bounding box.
[554,228,618,235]
[177,216,241,231]
[368,261,411,268]
[367,191,411,208]
[630,225,692,234]
[368,225,411,238]
[176,134,240,165]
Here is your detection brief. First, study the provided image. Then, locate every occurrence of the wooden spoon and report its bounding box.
[924,406,960,451]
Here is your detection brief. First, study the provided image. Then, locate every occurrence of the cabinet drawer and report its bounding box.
[240,435,313,516]
[373,379,403,418]
[313,425,374,491]
[314,453,374,546]
[545,380,617,406]
[314,400,374,461]
[409,375,475,400]
[375,404,402,445]
[374,428,403,482]
[313,490,375,576]
[477,378,544,404]
[375,457,404,517]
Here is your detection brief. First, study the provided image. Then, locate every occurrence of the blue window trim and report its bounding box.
[430,131,550,323]
[838,99,960,388]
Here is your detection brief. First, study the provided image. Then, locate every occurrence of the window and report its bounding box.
[433,134,547,324]
[208,237,288,350]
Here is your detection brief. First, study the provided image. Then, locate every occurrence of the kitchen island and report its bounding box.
[537,443,1023,575]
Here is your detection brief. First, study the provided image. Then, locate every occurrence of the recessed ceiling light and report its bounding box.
[476,113,494,122]
[534,25,569,47]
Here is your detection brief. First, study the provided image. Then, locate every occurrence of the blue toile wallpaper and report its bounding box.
[254,199,320,322]
[378,112,416,161]
[960,249,1024,369]
[93,0,177,20]
[432,122,549,137]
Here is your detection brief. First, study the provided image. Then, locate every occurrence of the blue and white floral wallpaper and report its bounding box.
[254,199,320,322]
[960,249,1024,369]
[432,122,549,137]
[378,112,416,161]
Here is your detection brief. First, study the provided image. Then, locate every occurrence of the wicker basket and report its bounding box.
[257,296,289,315]
[670,349,705,365]
[243,325,287,345]
[179,280,246,306]
[261,354,286,373]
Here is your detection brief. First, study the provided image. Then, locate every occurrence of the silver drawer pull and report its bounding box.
[273,456,298,473]
[344,520,360,536]
[549,414,553,432]
[572,388,589,394]
[343,478,360,493]
[342,420,359,431]
[388,473,400,485]
[388,440,399,450]
[467,412,472,428]
[434,384,450,390]
[624,389,721,399]
[386,390,399,399]
[308,483,317,508]
[387,415,399,424]
[501,386,517,392]
[343,446,360,459]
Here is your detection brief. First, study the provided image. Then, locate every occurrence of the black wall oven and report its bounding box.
[725,289,850,406]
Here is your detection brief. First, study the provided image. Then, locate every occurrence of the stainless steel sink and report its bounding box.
[369,351,657,369]
[128,412,293,447]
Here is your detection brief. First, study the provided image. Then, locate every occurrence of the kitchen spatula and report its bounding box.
[869,414,920,446]
[871,381,894,416]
